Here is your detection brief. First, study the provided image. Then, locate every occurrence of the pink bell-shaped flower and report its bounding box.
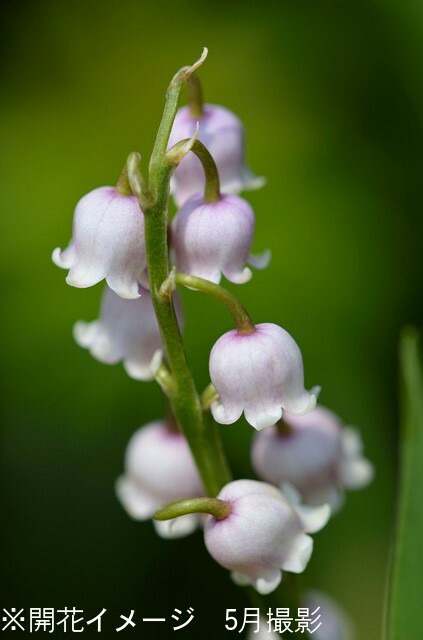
[171,193,269,284]
[204,480,330,594]
[168,104,265,206]
[73,286,182,381]
[251,406,374,511]
[52,186,148,299]
[116,421,204,538]
[209,323,319,430]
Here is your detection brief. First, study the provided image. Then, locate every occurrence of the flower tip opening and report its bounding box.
[123,360,155,382]
[105,276,142,300]
[248,249,272,270]
[290,387,320,416]
[249,175,267,190]
[281,534,314,574]
[73,320,98,349]
[253,408,283,431]
[226,266,252,285]
[296,503,332,534]
[311,385,321,398]
[65,272,98,289]
[52,247,65,268]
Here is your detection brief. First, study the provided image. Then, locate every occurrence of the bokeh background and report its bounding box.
[1,1,423,638]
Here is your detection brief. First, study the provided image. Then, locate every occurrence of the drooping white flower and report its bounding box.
[116,420,204,538]
[74,285,182,381]
[204,480,330,595]
[251,405,374,511]
[171,193,270,284]
[168,104,265,206]
[209,323,319,430]
[52,186,148,299]
[247,590,355,639]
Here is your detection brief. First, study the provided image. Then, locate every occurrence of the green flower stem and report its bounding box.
[149,48,207,194]
[142,52,303,625]
[165,404,181,434]
[187,72,204,118]
[115,162,132,196]
[154,497,231,522]
[167,138,220,202]
[174,273,256,335]
[141,53,231,497]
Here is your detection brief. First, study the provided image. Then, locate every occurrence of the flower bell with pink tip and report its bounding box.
[251,405,374,511]
[209,323,319,430]
[204,479,330,595]
[116,420,204,539]
[52,186,148,299]
[74,285,182,381]
[171,193,269,285]
[168,104,265,206]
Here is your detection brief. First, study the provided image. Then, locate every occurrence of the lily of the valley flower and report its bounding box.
[74,285,182,381]
[204,479,330,594]
[168,104,265,206]
[52,186,148,299]
[116,420,204,538]
[251,406,374,511]
[209,323,319,430]
[172,193,269,284]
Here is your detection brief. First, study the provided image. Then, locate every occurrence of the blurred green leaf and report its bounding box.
[385,328,423,639]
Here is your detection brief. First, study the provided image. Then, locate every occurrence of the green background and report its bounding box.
[1,0,422,637]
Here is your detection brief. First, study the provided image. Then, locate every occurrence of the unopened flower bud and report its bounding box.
[168,105,265,206]
[209,323,318,430]
[172,194,269,284]
[52,186,148,299]
[251,406,374,511]
[204,480,330,594]
[116,421,204,538]
[74,286,182,381]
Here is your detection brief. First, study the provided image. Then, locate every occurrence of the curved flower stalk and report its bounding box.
[53,186,148,299]
[251,406,374,510]
[247,590,355,639]
[73,285,182,381]
[171,192,270,284]
[167,137,269,285]
[168,104,265,206]
[203,480,330,594]
[116,421,204,538]
[209,323,319,430]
